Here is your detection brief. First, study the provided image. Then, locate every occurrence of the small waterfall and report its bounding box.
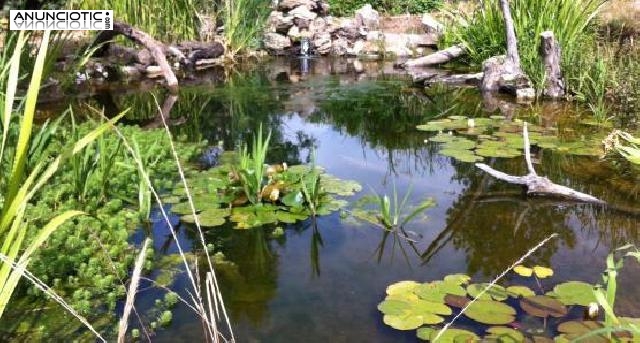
[300,37,310,56]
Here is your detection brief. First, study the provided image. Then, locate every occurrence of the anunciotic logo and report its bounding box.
[10,10,113,30]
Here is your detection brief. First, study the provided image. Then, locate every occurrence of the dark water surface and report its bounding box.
[30,58,640,341]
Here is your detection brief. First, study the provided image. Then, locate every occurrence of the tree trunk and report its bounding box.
[92,21,179,93]
[401,44,467,68]
[539,31,565,98]
[500,0,521,70]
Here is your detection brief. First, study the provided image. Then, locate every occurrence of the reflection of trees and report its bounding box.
[429,149,640,277]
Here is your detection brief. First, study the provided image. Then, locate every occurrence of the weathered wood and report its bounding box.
[91,21,179,93]
[411,70,483,86]
[539,31,565,98]
[402,44,467,68]
[475,123,605,204]
[500,0,521,69]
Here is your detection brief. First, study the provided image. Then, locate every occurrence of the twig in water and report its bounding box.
[433,233,558,341]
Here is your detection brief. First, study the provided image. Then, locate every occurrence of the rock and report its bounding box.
[313,32,332,55]
[352,59,364,73]
[366,31,383,41]
[268,11,294,33]
[309,17,326,35]
[349,39,365,55]
[288,25,301,40]
[289,5,318,21]
[137,48,152,65]
[481,55,535,100]
[318,1,331,16]
[294,18,310,29]
[331,37,349,56]
[336,18,360,41]
[263,33,292,54]
[278,0,317,11]
[354,4,379,30]
[421,13,444,34]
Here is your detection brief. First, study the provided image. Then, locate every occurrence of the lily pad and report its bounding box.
[520,295,567,318]
[438,148,483,163]
[378,299,451,330]
[556,321,607,341]
[464,300,516,325]
[386,281,420,295]
[532,266,554,278]
[416,327,478,342]
[181,208,230,227]
[485,326,525,342]
[428,133,456,143]
[320,175,362,196]
[506,285,535,298]
[550,281,597,306]
[513,265,533,277]
[467,284,508,301]
[444,294,469,308]
[443,274,471,285]
[414,281,466,302]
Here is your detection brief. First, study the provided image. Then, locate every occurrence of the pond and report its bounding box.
[13,57,640,341]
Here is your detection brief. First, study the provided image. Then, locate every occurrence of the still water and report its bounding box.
[31,58,640,341]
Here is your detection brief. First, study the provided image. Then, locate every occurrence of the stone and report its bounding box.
[336,18,360,41]
[366,31,383,41]
[350,40,366,55]
[263,33,292,54]
[289,5,318,21]
[481,55,535,100]
[352,59,364,73]
[287,25,302,40]
[313,32,332,55]
[421,13,444,34]
[268,11,294,33]
[354,4,379,30]
[294,18,310,29]
[331,37,349,56]
[278,0,317,11]
[309,17,326,35]
[318,1,331,16]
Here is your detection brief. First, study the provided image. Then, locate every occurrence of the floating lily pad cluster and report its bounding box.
[167,155,361,229]
[417,115,605,163]
[378,269,640,341]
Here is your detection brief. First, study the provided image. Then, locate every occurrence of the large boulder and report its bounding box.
[267,11,294,33]
[289,5,318,21]
[313,32,332,55]
[263,33,292,54]
[331,37,349,56]
[278,0,317,11]
[354,4,379,31]
[421,13,444,34]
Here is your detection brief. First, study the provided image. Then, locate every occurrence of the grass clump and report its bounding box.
[441,0,605,93]
[329,0,442,17]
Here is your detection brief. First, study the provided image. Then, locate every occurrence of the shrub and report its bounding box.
[328,0,442,17]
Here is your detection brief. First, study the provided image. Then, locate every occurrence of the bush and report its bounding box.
[328,0,442,17]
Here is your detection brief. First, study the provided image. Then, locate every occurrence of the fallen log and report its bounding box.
[411,70,483,86]
[91,21,179,93]
[475,123,605,204]
[401,44,467,68]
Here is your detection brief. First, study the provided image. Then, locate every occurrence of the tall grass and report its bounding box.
[0,30,125,323]
[69,0,201,42]
[441,0,606,92]
[221,0,270,57]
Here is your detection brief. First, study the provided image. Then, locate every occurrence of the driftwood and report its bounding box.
[92,21,179,93]
[410,70,483,86]
[475,123,604,204]
[540,31,565,98]
[402,44,467,68]
[480,0,535,99]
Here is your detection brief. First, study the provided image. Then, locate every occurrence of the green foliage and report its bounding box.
[606,131,640,165]
[237,125,271,205]
[441,0,604,93]
[420,115,608,163]
[379,268,640,341]
[221,0,270,57]
[328,0,442,17]
[69,0,201,42]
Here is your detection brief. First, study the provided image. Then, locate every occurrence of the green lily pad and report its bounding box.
[438,148,483,163]
[532,266,553,278]
[485,326,525,342]
[275,210,309,223]
[181,208,230,227]
[444,294,469,308]
[428,133,456,143]
[416,327,478,342]
[467,284,508,301]
[556,321,607,341]
[464,300,516,325]
[520,295,567,318]
[506,285,535,298]
[513,265,533,277]
[441,137,476,150]
[550,281,597,306]
[386,281,420,295]
[320,175,362,196]
[378,299,451,330]
[443,274,471,285]
[414,281,466,302]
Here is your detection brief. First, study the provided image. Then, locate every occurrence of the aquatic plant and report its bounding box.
[237,125,271,205]
[604,130,640,165]
[0,31,124,326]
[349,184,435,230]
[419,115,607,163]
